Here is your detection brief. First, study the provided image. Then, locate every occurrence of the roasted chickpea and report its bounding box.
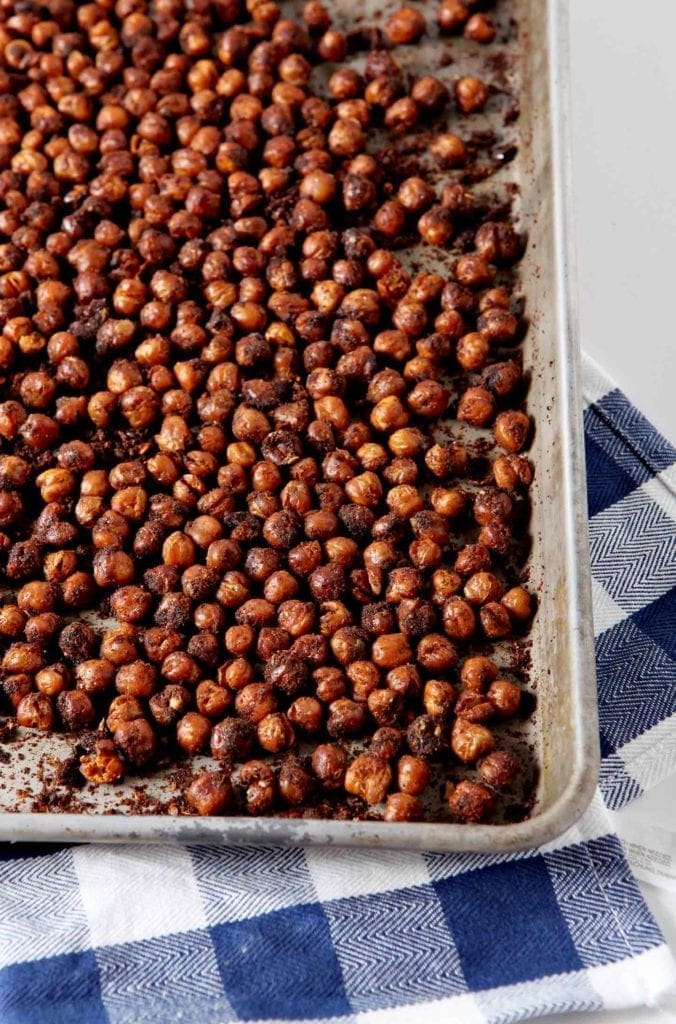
[385,6,426,44]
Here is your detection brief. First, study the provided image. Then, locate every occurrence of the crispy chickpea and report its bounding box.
[372,633,413,669]
[493,411,531,452]
[397,754,431,795]
[464,572,504,606]
[258,712,295,753]
[279,758,313,805]
[451,717,494,763]
[17,693,55,731]
[438,0,469,33]
[430,132,467,167]
[288,696,323,733]
[235,683,278,724]
[448,779,495,822]
[176,712,212,755]
[455,76,489,114]
[461,656,499,693]
[309,743,345,789]
[187,770,233,816]
[457,386,496,427]
[465,13,496,43]
[457,332,490,370]
[327,697,366,737]
[487,679,521,718]
[493,454,533,490]
[478,749,521,789]
[479,602,512,638]
[114,719,157,767]
[385,6,426,44]
[502,586,533,622]
[240,760,276,815]
[80,740,126,785]
[384,792,423,821]
[345,753,392,804]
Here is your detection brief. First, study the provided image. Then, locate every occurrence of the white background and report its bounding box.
[569,0,675,446]
[533,1,675,1021]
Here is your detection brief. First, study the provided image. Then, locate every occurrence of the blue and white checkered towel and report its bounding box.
[0,355,674,1024]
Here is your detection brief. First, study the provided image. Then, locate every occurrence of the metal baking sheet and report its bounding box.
[0,0,599,851]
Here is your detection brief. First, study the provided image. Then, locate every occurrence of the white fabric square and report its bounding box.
[306,847,429,901]
[191,844,316,924]
[73,844,206,947]
[591,575,628,637]
[357,993,484,1024]
[581,354,613,408]
[642,471,676,523]
[0,848,90,967]
[474,972,599,1020]
[587,944,676,1010]
[589,487,675,612]
[618,715,676,792]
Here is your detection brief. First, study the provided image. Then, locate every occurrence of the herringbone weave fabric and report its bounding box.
[0,355,674,1024]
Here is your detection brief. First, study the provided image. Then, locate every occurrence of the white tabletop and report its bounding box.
[531,2,676,1021]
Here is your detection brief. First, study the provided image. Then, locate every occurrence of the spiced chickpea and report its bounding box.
[455,76,489,114]
[479,601,512,639]
[457,386,496,427]
[465,13,496,43]
[478,750,521,789]
[384,793,423,821]
[448,780,495,822]
[438,0,469,32]
[17,693,55,731]
[397,755,431,796]
[487,679,521,718]
[385,6,426,44]
[187,770,233,816]
[411,76,449,111]
[80,741,126,785]
[497,583,532,624]
[456,332,490,371]
[176,712,212,755]
[345,753,392,804]
[114,719,156,768]
[493,454,533,490]
[257,712,295,753]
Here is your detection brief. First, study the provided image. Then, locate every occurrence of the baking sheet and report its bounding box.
[0,0,599,851]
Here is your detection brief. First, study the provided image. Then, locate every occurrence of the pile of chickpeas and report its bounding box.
[0,0,534,823]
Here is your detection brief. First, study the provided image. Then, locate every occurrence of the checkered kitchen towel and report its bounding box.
[0,354,674,1024]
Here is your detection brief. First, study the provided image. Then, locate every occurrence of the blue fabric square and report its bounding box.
[0,951,106,1024]
[594,391,676,475]
[596,615,676,750]
[546,836,664,967]
[0,844,75,862]
[599,753,643,810]
[96,932,234,1024]
[323,884,466,1010]
[632,589,676,661]
[211,902,350,1020]
[583,402,654,494]
[584,433,637,518]
[434,857,582,989]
